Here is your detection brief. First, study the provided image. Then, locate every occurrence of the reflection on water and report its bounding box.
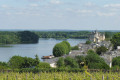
[0,38,86,62]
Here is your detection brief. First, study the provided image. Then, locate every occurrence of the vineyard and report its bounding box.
[0,71,120,80]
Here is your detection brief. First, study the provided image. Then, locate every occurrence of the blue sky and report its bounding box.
[0,0,120,30]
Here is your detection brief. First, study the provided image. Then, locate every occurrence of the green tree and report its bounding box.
[53,43,66,57]
[96,46,107,55]
[36,62,50,69]
[85,53,109,69]
[8,56,24,69]
[111,33,120,49]
[112,56,120,67]
[18,31,39,43]
[62,41,71,52]
[34,54,40,66]
[64,57,79,68]
[85,40,91,44]
[87,49,95,54]
[57,57,65,68]
[71,46,79,50]
[75,56,85,68]
[8,56,37,69]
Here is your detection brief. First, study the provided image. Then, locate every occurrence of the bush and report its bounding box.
[53,43,66,57]
[62,41,71,54]
[57,57,65,68]
[112,56,120,67]
[86,40,91,44]
[75,56,85,68]
[64,57,79,68]
[87,49,95,54]
[8,56,24,69]
[62,41,71,52]
[36,62,50,69]
[8,55,40,69]
[96,46,108,55]
[111,33,120,49]
[85,53,109,69]
[0,62,9,70]
[53,41,71,57]
[71,46,79,50]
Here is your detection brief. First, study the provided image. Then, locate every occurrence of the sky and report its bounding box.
[0,0,120,30]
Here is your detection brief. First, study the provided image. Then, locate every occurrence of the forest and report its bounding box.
[0,30,117,44]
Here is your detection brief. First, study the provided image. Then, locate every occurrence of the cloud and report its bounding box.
[97,12,116,16]
[1,5,9,8]
[50,0,62,4]
[84,2,95,7]
[104,4,120,8]
[77,10,92,13]
[29,4,39,7]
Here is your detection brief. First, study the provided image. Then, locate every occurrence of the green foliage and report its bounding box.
[0,31,39,44]
[112,56,120,67]
[111,33,120,49]
[85,40,91,44]
[8,56,24,69]
[18,31,39,43]
[8,55,40,69]
[21,57,35,68]
[53,43,66,57]
[105,32,115,39]
[64,57,79,68]
[96,46,108,55]
[57,57,65,68]
[57,57,79,68]
[112,65,120,70]
[36,62,50,69]
[75,56,85,68]
[34,54,40,66]
[87,49,95,54]
[0,62,9,70]
[62,41,71,52]
[71,46,79,50]
[85,53,109,69]
[53,41,71,57]
[34,31,90,39]
[0,32,20,44]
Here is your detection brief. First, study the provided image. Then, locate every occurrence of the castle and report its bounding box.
[89,30,105,42]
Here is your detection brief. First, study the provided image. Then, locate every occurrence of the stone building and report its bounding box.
[89,30,105,42]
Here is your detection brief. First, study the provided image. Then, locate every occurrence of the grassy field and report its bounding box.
[0,71,120,80]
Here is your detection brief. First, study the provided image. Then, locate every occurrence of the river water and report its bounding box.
[0,38,86,62]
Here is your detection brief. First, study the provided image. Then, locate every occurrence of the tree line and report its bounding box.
[0,31,39,44]
[0,30,117,45]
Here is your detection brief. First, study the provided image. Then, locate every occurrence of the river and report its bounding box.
[0,38,86,62]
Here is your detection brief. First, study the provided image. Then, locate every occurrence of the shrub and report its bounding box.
[64,57,79,68]
[75,56,85,68]
[71,46,79,50]
[53,43,66,57]
[62,41,71,52]
[0,62,9,70]
[8,56,24,69]
[112,56,120,67]
[36,62,50,69]
[86,40,91,44]
[57,57,65,68]
[85,53,109,69]
[111,33,120,49]
[8,55,39,69]
[53,41,71,57]
[96,46,108,55]
[87,49,95,54]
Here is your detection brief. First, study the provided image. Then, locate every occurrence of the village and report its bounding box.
[42,30,120,68]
